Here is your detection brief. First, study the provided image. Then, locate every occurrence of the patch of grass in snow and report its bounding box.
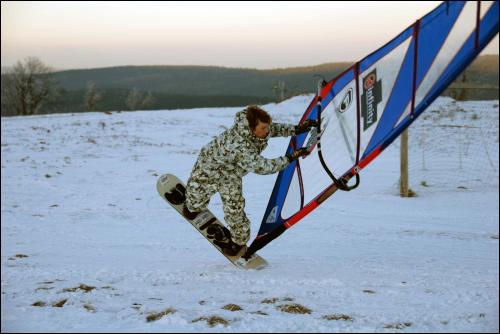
[261,296,294,304]
[406,188,417,197]
[277,303,312,314]
[32,299,68,308]
[384,322,412,329]
[222,304,243,311]
[52,299,68,307]
[146,307,177,322]
[192,315,230,327]
[100,285,115,290]
[250,310,268,316]
[62,284,96,293]
[37,279,64,285]
[322,314,354,321]
[83,304,96,313]
[261,297,279,304]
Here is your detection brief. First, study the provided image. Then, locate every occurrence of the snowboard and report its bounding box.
[156,173,268,270]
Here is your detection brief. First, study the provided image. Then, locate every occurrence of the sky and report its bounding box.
[1,1,499,70]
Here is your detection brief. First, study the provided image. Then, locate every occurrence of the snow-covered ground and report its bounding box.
[1,96,498,332]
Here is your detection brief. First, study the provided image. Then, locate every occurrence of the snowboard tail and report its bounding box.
[157,173,267,270]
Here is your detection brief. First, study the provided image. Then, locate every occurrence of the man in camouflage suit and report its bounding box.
[183,105,316,256]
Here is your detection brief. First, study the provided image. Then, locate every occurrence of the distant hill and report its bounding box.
[50,55,498,94]
[50,62,352,97]
[38,62,351,113]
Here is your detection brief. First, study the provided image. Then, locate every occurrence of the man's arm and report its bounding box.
[269,122,296,138]
[270,119,318,138]
[236,150,289,175]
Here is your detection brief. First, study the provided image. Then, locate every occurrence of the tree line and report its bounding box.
[1,56,498,117]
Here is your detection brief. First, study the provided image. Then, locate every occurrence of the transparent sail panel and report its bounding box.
[414,1,478,109]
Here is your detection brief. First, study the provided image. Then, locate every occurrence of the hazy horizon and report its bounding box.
[2,1,499,71]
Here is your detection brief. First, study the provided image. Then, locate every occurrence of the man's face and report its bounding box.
[253,120,270,139]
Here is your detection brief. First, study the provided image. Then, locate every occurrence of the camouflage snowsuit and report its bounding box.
[185,109,296,246]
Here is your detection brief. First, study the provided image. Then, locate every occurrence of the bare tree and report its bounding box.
[84,81,102,111]
[1,57,57,116]
[126,87,142,111]
[272,81,286,102]
[126,88,155,111]
[141,91,155,109]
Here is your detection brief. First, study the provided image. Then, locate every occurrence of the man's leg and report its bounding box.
[184,156,217,217]
[218,177,251,247]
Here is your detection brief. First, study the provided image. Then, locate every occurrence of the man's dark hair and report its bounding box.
[245,105,272,130]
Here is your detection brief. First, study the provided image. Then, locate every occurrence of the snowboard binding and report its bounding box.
[207,224,232,245]
[206,225,246,256]
[164,183,186,205]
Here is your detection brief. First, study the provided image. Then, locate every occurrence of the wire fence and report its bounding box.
[404,101,499,192]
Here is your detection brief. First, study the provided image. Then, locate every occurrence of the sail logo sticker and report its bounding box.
[265,206,278,224]
[338,88,353,113]
[361,69,382,131]
[159,174,169,185]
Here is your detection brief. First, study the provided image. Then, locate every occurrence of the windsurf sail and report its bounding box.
[247,1,499,256]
